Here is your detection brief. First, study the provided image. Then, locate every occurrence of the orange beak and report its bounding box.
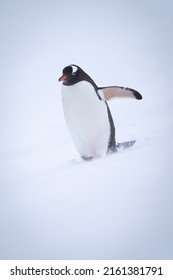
[58,75,68,82]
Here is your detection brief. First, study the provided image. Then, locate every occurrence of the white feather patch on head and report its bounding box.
[71,65,78,75]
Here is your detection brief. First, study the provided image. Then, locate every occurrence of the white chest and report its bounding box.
[61,81,110,157]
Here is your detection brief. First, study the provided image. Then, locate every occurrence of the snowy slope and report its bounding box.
[0,0,173,259]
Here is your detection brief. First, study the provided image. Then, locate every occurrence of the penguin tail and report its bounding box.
[116,140,136,150]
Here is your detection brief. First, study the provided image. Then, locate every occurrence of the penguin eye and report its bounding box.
[72,71,76,75]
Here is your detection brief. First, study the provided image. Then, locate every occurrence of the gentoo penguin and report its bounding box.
[59,64,142,160]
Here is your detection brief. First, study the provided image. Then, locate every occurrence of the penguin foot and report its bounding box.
[107,145,118,155]
[81,156,93,161]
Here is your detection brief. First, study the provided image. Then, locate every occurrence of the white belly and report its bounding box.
[61,81,110,158]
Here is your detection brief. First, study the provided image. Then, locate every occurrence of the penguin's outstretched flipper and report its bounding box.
[98,86,142,101]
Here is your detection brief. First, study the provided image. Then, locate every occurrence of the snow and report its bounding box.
[0,0,173,259]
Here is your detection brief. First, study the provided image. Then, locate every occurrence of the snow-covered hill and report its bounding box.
[0,0,173,259]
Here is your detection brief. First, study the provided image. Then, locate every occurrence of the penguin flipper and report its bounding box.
[98,86,142,100]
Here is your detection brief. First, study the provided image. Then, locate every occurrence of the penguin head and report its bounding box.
[59,64,97,87]
[59,65,80,85]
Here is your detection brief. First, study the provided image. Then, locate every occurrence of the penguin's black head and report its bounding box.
[58,64,97,87]
[59,65,80,85]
